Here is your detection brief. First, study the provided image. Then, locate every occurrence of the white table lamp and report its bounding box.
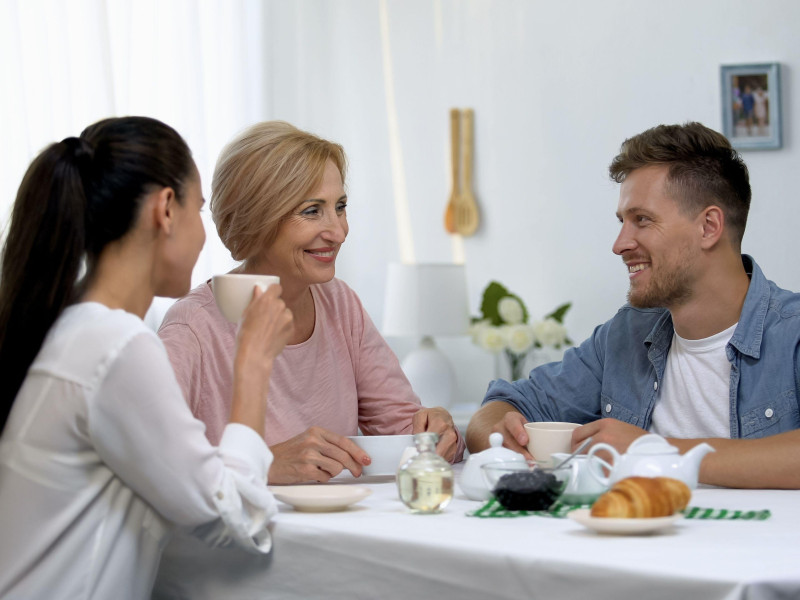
[382,263,469,408]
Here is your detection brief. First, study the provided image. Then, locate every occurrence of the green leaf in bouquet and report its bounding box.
[545,302,572,324]
[480,281,509,326]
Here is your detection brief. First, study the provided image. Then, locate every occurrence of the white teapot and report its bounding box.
[586,433,715,490]
[459,432,526,501]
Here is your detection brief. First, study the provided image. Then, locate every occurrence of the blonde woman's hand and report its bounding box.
[412,407,459,462]
[268,427,371,484]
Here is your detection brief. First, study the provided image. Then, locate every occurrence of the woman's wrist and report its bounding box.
[229,354,273,433]
[233,354,273,394]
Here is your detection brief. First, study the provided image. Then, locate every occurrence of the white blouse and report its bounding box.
[0,303,277,600]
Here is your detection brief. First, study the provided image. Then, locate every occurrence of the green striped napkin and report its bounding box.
[467,498,771,520]
[467,498,583,518]
[682,506,771,520]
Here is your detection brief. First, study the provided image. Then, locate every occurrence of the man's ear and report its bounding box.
[699,205,725,249]
[152,187,177,236]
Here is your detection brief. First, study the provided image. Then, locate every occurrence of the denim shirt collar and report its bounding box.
[728,255,768,359]
[643,254,766,361]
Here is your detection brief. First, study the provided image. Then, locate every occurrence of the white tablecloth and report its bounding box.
[153,467,800,600]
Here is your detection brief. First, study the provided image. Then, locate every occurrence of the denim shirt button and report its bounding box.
[765,408,774,418]
[653,381,658,391]
[605,403,612,413]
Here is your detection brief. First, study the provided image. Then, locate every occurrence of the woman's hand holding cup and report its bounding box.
[236,281,294,373]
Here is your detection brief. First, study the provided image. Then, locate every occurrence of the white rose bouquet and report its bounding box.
[469,281,571,381]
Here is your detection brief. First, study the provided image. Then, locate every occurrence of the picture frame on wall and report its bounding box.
[720,63,781,150]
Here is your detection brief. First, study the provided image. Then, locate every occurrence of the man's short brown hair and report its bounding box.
[609,122,751,246]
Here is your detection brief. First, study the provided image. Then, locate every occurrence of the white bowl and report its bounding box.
[348,434,415,476]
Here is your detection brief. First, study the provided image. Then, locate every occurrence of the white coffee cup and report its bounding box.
[211,274,280,323]
[523,421,580,467]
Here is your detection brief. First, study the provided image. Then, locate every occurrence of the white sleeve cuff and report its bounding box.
[218,423,273,482]
[192,423,277,553]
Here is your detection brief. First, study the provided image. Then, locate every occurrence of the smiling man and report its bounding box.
[466,122,800,489]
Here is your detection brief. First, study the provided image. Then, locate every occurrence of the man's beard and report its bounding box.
[627,249,694,309]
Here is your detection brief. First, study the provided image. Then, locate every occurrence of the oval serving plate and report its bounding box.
[270,485,372,513]
[567,508,681,535]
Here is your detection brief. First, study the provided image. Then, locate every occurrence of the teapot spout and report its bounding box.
[685,442,715,461]
[681,442,715,488]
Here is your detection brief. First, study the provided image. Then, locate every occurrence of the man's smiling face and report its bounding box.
[612,165,703,309]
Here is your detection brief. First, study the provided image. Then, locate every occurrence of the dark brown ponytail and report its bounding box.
[0,116,193,431]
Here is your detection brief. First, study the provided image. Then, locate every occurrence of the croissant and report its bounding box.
[590,476,691,518]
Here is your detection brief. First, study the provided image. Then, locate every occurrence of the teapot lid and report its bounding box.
[627,433,679,455]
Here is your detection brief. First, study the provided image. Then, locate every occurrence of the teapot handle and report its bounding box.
[586,443,618,487]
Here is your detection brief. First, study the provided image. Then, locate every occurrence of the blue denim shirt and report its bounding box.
[483,256,800,439]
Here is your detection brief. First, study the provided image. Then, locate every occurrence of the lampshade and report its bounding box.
[382,263,469,409]
[382,263,469,337]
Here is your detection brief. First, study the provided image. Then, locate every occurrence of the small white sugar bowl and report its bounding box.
[459,432,526,501]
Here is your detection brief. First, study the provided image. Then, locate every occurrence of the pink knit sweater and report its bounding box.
[158,278,464,460]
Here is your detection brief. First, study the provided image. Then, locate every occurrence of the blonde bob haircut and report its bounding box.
[210,121,347,261]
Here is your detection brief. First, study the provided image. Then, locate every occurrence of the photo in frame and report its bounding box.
[720,63,782,150]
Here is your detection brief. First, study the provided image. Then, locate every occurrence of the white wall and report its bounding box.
[252,0,800,406]
[6,1,799,407]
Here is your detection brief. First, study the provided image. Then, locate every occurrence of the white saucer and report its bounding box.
[271,485,372,512]
[567,508,681,535]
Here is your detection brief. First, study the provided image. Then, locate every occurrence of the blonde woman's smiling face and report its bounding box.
[254,159,348,289]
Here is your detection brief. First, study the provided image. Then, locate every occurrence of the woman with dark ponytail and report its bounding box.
[0,136,89,421]
[0,116,294,599]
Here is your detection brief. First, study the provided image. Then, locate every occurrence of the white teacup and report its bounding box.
[523,421,580,467]
[211,274,280,323]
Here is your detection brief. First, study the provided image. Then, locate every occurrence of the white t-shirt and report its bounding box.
[650,323,737,439]
[0,303,277,600]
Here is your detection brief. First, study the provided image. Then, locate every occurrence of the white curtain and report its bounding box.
[1,0,469,327]
[1,0,273,326]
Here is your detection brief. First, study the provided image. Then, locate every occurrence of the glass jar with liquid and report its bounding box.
[396,432,454,514]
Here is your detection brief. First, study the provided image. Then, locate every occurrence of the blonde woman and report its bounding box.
[158,121,465,486]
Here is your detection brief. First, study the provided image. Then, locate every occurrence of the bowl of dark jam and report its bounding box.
[481,460,567,511]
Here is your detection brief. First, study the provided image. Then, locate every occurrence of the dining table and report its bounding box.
[153,463,800,600]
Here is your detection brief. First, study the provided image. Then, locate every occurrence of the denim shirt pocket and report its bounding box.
[599,394,640,426]
[739,389,800,438]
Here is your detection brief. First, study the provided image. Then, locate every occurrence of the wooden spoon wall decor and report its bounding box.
[454,108,479,236]
[443,108,459,234]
